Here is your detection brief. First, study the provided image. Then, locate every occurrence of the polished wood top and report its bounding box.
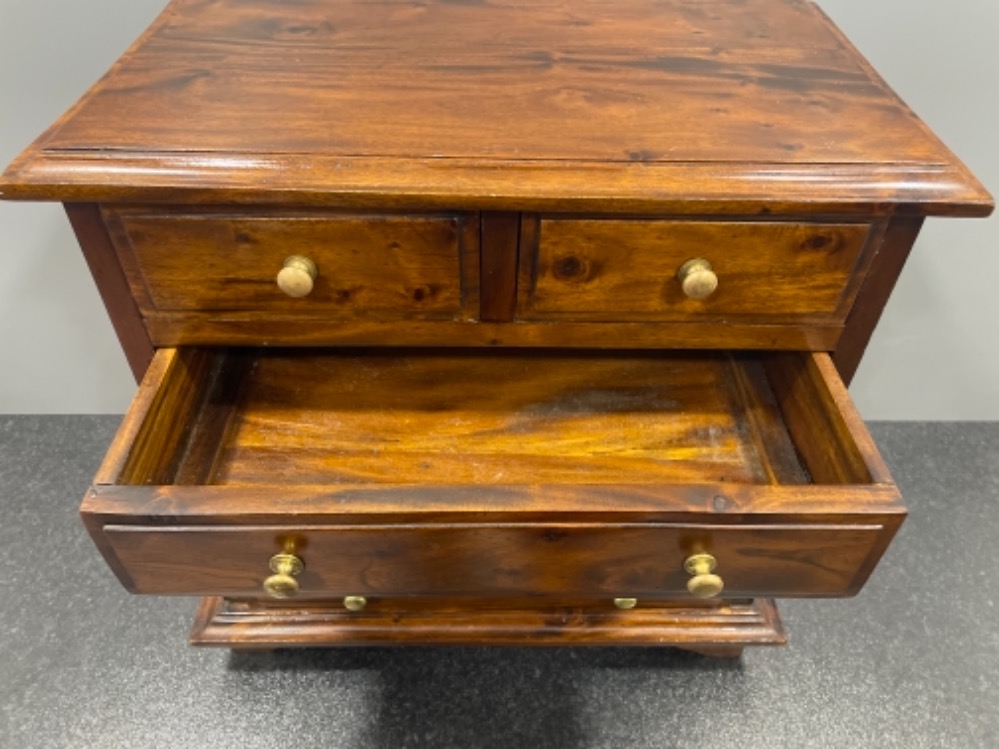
[1,0,991,215]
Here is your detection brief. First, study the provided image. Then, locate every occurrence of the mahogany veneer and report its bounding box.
[1,0,991,655]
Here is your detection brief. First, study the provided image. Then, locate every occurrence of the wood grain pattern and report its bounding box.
[92,347,182,487]
[85,347,905,508]
[189,596,786,650]
[113,347,224,486]
[212,350,793,487]
[521,218,872,322]
[139,314,846,351]
[103,522,889,598]
[725,354,808,485]
[7,160,989,216]
[104,208,476,320]
[14,0,977,651]
[479,212,519,322]
[764,352,892,485]
[759,352,906,592]
[83,481,906,527]
[81,346,904,606]
[2,0,990,215]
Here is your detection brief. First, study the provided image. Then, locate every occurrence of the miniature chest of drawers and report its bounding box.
[2,0,991,656]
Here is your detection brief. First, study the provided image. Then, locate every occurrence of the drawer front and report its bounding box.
[102,522,888,599]
[519,219,872,322]
[105,209,476,319]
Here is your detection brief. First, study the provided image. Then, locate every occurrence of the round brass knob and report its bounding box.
[613,597,638,610]
[276,255,318,298]
[343,595,367,611]
[677,258,718,300]
[684,553,724,598]
[263,552,304,598]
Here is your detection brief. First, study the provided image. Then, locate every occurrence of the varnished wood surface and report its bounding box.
[105,207,478,319]
[88,347,904,507]
[766,352,884,485]
[104,521,891,597]
[84,481,906,527]
[190,596,786,650]
[97,206,884,349]
[214,351,795,487]
[479,212,520,322]
[12,0,975,651]
[521,218,873,322]
[1,0,990,215]
[92,347,184,487]
[81,347,904,603]
[140,313,847,350]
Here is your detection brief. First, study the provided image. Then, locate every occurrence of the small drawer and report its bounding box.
[519,218,873,323]
[82,347,904,602]
[102,207,479,340]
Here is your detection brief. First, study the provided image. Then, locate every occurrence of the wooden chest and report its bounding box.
[1,0,991,656]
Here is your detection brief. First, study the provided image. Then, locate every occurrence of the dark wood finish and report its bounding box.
[80,347,904,607]
[520,219,872,322]
[4,0,991,653]
[189,596,785,651]
[105,211,884,351]
[104,207,476,320]
[1,0,990,216]
[140,316,846,351]
[214,351,795,487]
[766,353,877,485]
[63,204,154,381]
[92,347,181,486]
[170,351,252,486]
[103,522,894,598]
[833,216,925,384]
[726,355,808,485]
[479,212,519,322]
[87,347,903,498]
[115,348,218,486]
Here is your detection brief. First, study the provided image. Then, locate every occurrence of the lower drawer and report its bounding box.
[82,347,904,602]
[104,522,890,599]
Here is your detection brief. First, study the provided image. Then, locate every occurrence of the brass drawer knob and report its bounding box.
[677,258,718,300]
[343,595,367,611]
[684,553,724,598]
[276,255,318,297]
[263,552,304,598]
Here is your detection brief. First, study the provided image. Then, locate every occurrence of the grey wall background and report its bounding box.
[1,0,996,417]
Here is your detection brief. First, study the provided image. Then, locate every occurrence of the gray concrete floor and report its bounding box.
[1,417,996,748]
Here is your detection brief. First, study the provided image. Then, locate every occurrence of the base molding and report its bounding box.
[190,597,786,656]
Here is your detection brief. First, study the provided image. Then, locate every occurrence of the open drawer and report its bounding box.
[81,348,904,603]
